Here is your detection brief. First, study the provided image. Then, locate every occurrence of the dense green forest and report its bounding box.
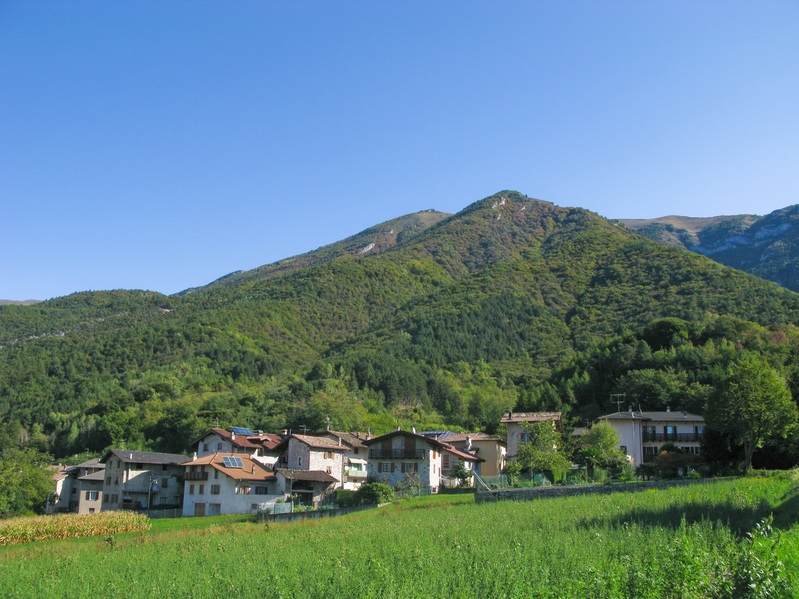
[2,191,799,466]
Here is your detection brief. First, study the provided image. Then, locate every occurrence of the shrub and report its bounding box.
[354,482,394,506]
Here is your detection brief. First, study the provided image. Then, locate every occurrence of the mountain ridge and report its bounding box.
[2,190,798,458]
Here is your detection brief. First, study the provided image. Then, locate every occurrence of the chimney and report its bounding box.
[192,452,197,460]
[466,435,472,450]
[338,437,342,447]
[666,406,671,412]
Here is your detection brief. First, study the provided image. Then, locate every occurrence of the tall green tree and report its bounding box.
[575,420,627,473]
[705,357,798,473]
[516,421,570,479]
[0,448,54,517]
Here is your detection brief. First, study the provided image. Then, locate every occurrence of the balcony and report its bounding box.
[344,469,368,478]
[642,433,702,443]
[368,448,425,460]
[184,471,209,481]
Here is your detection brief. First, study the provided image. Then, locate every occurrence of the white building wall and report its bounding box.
[183,473,282,516]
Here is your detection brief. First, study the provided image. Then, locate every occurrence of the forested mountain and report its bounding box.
[621,204,799,292]
[2,191,799,461]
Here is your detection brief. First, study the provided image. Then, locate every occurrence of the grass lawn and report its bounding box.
[2,473,798,598]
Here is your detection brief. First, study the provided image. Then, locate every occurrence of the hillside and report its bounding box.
[2,191,799,458]
[620,205,799,292]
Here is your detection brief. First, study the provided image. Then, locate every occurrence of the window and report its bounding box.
[199,484,205,494]
[162,465,167,471]
[72,487,77,494]
[665,426,676,440]
[214,470,219,479]
[254,486,269,495]
[619,446,627,455]
[162,477,168,488]
[297,457,302,467]
[211,485,220,495]
[326,466,332,474]
[159,496,168,505]
[443,455,450,468]
[354,448,359,455]
[86,491,98,501]
[88,508,95,513]
[203,443,209,452]
[217,442,223,450]
[189,485,195,495]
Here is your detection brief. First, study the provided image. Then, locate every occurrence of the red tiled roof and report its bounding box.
[440,443,484,463]
[183,453,276,482]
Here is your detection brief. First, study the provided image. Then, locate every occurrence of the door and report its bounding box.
[194,502,206,516]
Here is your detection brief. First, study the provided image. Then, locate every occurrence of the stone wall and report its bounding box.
[474,478,715,504]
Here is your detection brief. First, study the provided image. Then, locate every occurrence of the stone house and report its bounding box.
[100,450,190,511]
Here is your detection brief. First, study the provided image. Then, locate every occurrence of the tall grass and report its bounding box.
[0,511,150,545]
[1,475,797,598]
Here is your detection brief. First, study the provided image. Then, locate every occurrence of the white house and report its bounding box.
[598,408,705,467]
[191,427,284,467]
[181,453,283,516]
[363,430,482,493]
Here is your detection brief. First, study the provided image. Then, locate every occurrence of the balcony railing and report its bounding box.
[642,433,702,443]
[368,448,425,460]
[344,469,368,478]
[184,471,209,481]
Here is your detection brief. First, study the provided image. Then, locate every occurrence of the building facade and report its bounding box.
[100,450,189,511]
[598,408,705,467]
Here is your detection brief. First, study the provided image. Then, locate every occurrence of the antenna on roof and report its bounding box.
[610,394,626,413]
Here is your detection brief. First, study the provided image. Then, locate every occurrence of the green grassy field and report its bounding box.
[2,473,798,598]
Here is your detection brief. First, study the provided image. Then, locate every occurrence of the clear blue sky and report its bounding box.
[2,1,797,301]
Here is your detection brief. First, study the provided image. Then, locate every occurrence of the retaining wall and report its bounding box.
[260,503,378,524]
[475,478,715,504]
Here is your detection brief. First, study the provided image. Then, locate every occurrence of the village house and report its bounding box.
[500,411,563,458]
[274,433,347,487]
[181,453,283,516]
[364,430,482,493]
[190,427,284,468]
[100,450,190,511]
[318,430,370,490]
[275,468,339,507]
[424,432,506,477]
[49,458,105,514]
[598,408,705,467]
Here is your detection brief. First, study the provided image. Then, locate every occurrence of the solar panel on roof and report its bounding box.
[230,426,254,436]
[222,456,244,468]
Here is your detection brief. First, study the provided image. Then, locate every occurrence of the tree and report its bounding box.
[705,357,798,473]
[0,448,54,517]
[450,461,472,487]
[575,420,627,474]
[515,421,571,480]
